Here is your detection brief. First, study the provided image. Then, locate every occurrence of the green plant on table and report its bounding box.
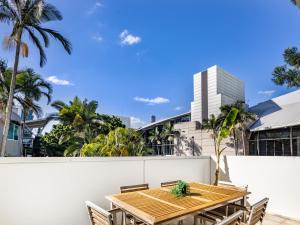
[171,180,190,197]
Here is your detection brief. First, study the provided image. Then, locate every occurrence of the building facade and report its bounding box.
[249,90,300,156]
[0,108,23,156]
[140,65,244,156]
[191,65,245,122]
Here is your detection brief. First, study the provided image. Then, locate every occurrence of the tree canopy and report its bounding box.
[273,47,300,87]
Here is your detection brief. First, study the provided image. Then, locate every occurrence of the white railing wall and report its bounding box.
[0,156,299,225]
[0,157,210,225]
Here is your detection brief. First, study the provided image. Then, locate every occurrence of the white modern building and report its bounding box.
[191,65,245,122]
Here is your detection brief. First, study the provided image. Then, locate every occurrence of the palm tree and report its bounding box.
[202,114,223,153]
[148,127,163,155]
[220,101,256,155]
[202,109,239,185]
[51,97,101,156]
[0,67,52,155]
[0,0,72,156]
[213,108,239,185]
[160,122,179,155]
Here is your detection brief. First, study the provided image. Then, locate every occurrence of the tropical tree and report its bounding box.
[148,127,162,144]
[214,108,239,185]
[0,0,72,156]
[51,96,124,156]
[203,108,239,185]
[41,123,72,156]
[81,127,151,157]
[273,47,300,87]
[291,0,300,8]
[0,67,52,142]
[161,122,177,142]
[272,1,300,87]
[202,114,222,151]
[220,101,256,155]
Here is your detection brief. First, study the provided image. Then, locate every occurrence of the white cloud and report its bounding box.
[130,117,147,129]
[134,96,169,105]
[46,76,73,86]
[87,1,103,15]
[92,33,103,42]
[258,90,275,97]
[175,106,182,111]
[120,30,141,46]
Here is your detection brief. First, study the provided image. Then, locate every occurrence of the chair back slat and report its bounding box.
[216,210,243,225]
[247,198,269,225]
[86,201,113,225]
[120,183,149,193]
[161,180,179,187]
[218,181,248,192]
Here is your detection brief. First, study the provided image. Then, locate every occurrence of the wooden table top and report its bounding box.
[106,182,249,225]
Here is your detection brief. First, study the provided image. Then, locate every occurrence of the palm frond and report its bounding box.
[25,27,47,66]
[33,26,72,54]
[20,42,29,57]
[40,3,62,22]
[51,100,67,111]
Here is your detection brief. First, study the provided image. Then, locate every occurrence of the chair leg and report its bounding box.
[194,217,197,225]
[122,212,126,225]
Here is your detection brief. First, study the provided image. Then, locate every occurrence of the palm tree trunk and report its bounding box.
[241,127,246,155]
[0,32,22,157]
[214,151,220,186]
[214,138,221,186]
[233,129,237,155]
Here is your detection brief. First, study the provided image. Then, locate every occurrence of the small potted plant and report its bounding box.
[171,180,190,197]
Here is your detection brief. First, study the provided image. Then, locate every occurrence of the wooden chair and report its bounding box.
[194,198,269,225]
[216,210,243,225]
[195,210,243,225]
[120,183,149,193]
[120,184,149,225]
[85,201,121,225]
[242,198,269,225]
[161,180,179,188]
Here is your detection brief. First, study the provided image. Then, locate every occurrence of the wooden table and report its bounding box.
[106,182,249,225]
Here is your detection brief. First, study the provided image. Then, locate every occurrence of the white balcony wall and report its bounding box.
[0,157,210,225]
[211,156,300,220]
[0,156,299,225]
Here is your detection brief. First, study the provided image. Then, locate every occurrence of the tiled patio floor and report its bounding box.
[263,214,300,225]
[175,214,300,225]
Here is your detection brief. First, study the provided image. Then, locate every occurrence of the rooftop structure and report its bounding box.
[248,90,300,156]
[250,90,300,131]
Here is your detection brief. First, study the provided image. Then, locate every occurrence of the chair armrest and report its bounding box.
[196,213,222,223]
[208,210,226,219]
[228,203,249,212]
[108,208,122,214]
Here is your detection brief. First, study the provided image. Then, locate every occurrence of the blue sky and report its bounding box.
[0,0,300,128]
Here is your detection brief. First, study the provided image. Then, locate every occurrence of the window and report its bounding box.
[8,123,19,141]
